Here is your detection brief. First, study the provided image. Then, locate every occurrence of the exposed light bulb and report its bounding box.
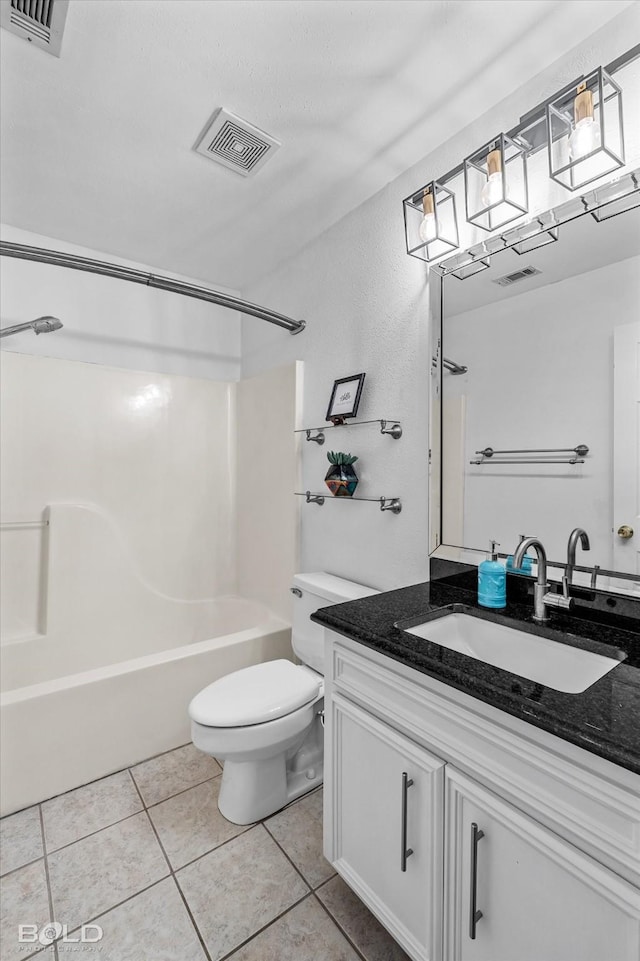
[419,211,437,243]
[419,189,437,244]
[569,116,601,160]
[480,148,503,208]
[481,172,503,208]
[569,83,600,160]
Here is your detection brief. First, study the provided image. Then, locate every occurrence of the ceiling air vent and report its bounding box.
[194,108,281,177]
[492,265,542,288]
[0,0,69,56]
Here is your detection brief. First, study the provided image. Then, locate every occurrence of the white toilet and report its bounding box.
[189,572,378,824]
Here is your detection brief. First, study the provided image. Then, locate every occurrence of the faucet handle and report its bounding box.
[543,589,573,611]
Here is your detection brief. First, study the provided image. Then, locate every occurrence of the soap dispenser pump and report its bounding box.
[478,540,506,609]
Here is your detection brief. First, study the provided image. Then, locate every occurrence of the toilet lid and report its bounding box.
[189,660,321,727]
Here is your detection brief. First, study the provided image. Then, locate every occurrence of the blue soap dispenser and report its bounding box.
[478,540,506,609]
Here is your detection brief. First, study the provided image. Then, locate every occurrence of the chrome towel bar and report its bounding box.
[471,444,589,465]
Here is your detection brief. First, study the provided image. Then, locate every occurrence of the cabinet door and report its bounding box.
[327,693,445,961]
[445,767,640,961]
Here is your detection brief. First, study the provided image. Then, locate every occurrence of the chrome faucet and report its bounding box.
[565,527,590,587]
[512,536,573,622]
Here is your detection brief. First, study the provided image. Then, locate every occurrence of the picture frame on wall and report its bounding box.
[326,373,366,425]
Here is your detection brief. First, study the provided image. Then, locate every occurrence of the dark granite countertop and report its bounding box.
[312,578,640,775]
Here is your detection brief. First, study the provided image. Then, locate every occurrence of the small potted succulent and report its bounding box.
[325,451,359,497]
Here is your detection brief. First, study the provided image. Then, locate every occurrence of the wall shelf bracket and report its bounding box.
[296,493,402,514]
[380,420,403,439]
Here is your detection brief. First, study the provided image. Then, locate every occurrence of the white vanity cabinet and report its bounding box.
[331,693,445,961]
[445,768,639,961]
[323,631,640,961]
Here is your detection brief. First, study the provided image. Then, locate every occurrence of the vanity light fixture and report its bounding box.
[403,47,636,266]
[546,67,624,191]
[464,133,529,232]
[403,180,459,262]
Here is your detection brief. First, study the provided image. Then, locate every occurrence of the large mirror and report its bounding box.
[430,199,640,595]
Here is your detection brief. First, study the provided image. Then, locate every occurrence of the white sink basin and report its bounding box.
[397,607,624,694]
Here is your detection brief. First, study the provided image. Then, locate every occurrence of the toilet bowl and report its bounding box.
[189,573,378,824]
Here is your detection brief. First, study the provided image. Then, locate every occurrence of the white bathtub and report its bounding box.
[0,598,293,815]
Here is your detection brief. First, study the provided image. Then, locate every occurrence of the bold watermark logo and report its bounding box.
[18,922,103,946]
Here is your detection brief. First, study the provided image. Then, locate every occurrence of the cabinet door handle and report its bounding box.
[469,821,485,940]
[400,772,414,872]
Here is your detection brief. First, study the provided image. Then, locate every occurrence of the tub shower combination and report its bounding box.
[0,503,292,815]
[0,243,306,816]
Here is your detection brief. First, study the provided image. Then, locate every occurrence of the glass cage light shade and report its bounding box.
[403,181,459,262]
[546,67,624,192]
[464,133,529,232]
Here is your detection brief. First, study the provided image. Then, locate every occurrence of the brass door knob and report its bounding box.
[617,525,634,539]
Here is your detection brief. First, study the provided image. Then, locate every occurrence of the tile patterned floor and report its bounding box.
[0,743,410,961]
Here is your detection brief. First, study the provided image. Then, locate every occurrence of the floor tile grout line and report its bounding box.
[38,803,54,910]
[2,816,56,961]
[218,889,315,961]
[38,804,61,961]
[0,853,49,881]
[310,889,371,961]
[169,874,214,961]
[5,770,221,866]
[15,815,323,960]
[128,769,214,961]
[0,741,197,823]
[129,739,193,768]
[43,779,176,948]
[141,771,222,812]
[169,815,313,960]
[261,818,318,891]
[44,807,144,857]
[46,876,173,948]
[127,777,175,881]
[169,822,255,875]
[4,760,363,960]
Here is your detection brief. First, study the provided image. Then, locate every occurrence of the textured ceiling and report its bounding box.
[0,0,634,289]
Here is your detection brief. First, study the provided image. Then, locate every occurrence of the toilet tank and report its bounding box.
[291,572,379,674]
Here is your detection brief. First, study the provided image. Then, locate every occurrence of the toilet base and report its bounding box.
[217,713,324,825]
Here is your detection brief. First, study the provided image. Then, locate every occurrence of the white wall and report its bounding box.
[240,7,640,591]
[241,182,431,591]
[0,225,242,381]
[443,254,640,569]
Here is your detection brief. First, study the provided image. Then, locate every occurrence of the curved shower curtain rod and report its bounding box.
[0,241,306,335]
